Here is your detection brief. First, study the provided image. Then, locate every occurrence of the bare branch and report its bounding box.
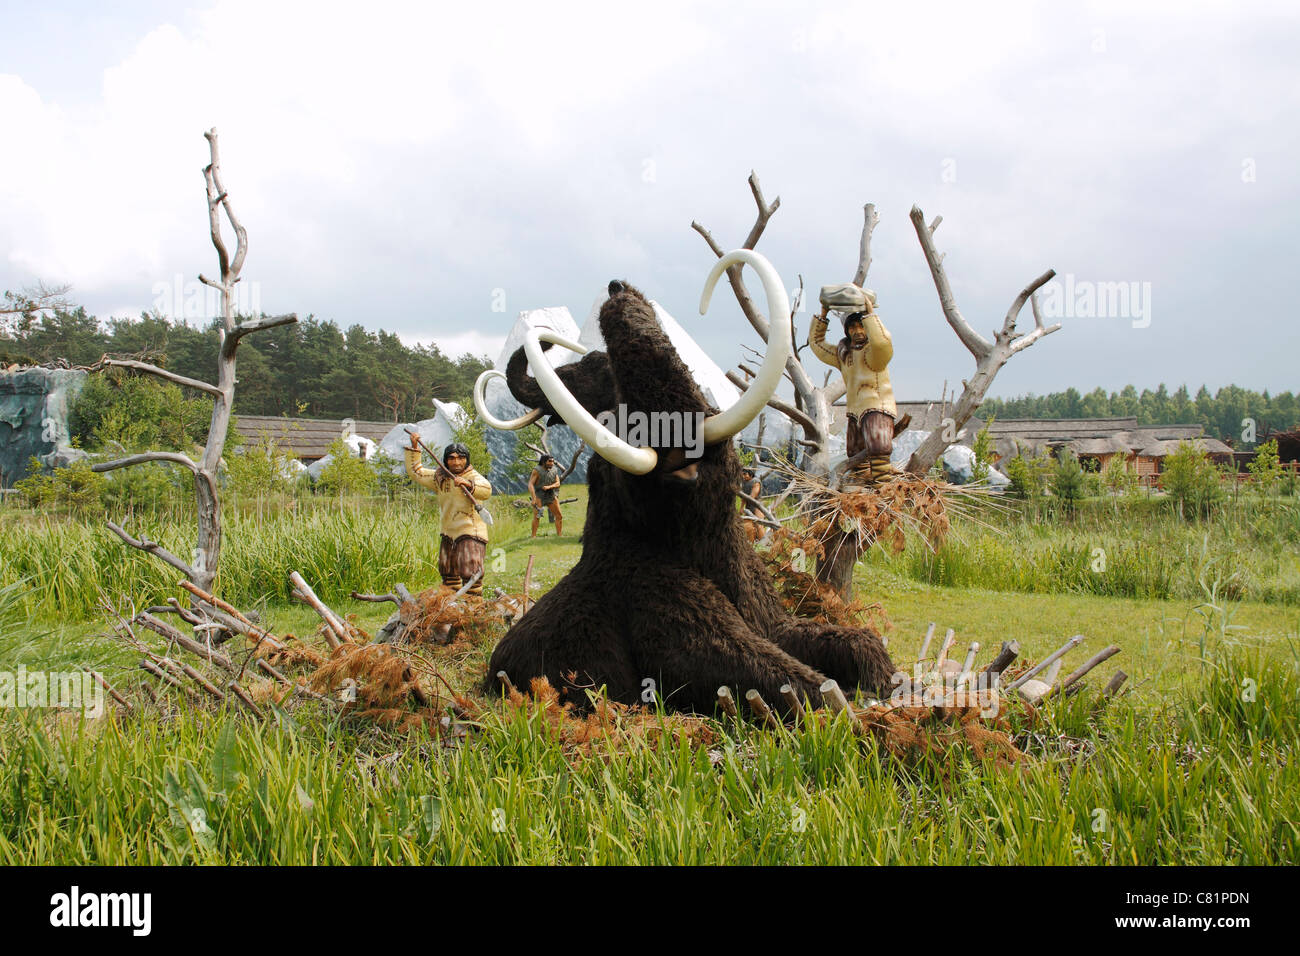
[853,203,879,287]
[105,521,198,580]
[1000,269,1057,340]
[231,312,297,339]
[909,204,991,360]
[726,370,818,435]
[83,355,221,397]
[93,451,199,475]
[738,491,782,530]
[204,128,248,282]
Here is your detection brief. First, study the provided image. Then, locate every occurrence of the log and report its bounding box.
[716,686,738,718]
[185,599,286,652]
[394,584,415,605]
[745,689,778,728]
[350,591,400,605]
[1006,635,1083,693]
[1045,645,1122,701]
[288,571,348,649]
[1102,669,1128,698]
[982,640,1020,679]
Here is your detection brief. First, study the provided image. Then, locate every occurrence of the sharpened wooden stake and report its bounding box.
[745,689,778,728]
[982,640,1020,680]
[779,683,803,722]
[918,622,936,661]
[496,670,519,696]
[955,641,981,688]
[176,661,226,701]
[1102,669,1128,698]
[521,554,536,613]
[135,612,237,671]
[1045,645,1122,701]
[289,571,348,649]
[1006,635,1083,692]
[717,686,738,717]
[819,679,852,715]
[932,629,956,672]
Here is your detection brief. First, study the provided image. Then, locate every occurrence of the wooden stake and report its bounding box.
[982,640,1020,679]
[918,622,936,661]
[140,658,187,691]
[716,686,738,718]
[779,683,804,722]
[1006,635,1083,692]
[288,571,348,649]
[227,680,265,718]
[521,554,536,613]
[84,669,133,712]
[819,679,852,715]
[955,641,980,688]
[135,612,236,672]
[745,689,778,728]
[496,670,519,696]
[1045,645,1121,701]
[932,628,956,672]
[1102,669,1128,698]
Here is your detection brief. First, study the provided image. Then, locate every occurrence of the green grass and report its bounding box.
[1,487,1298,865]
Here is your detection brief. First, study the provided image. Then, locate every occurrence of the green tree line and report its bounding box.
[1,307,491,422]
[979,384,1299,442]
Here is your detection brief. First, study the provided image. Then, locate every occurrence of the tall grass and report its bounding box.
[1,648,1295,864]
[864,496,1300,605]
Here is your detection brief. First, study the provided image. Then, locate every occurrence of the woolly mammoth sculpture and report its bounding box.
[474,251,895,713]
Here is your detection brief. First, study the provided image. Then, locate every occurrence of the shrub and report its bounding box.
[14,457,106,515]
[316,438,377,496]
[1049,448,1085,511]
[1247,439,1283,495]
[1162,442,1225,518]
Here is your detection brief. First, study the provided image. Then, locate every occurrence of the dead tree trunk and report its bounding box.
[903,205,1060,475]
[692,173,853,477]
[90,128,297,594]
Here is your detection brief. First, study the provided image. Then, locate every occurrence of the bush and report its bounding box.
[449,407,492,476]
[71,371,219,452]
[1247,439,1283,495]
[13,457,106,515]
[226,439,297,498]
[1049,448,1085,511]
[1100,454,1140,497]
[316,439,377,496]
[1162,442,1225,518]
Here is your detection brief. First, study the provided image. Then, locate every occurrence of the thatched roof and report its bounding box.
[235,415,396,461]
[986,416,1139,439]
[989,419,1213,462]
[1135,437,1234,458]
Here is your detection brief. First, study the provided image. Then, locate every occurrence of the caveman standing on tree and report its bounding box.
[808,283,897,485]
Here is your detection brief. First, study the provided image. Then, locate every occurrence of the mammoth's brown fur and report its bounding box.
[487,281,895,713]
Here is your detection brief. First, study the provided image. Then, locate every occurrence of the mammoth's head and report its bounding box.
[474,249,791,491]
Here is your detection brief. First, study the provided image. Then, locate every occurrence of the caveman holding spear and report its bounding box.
[404,429,493,598]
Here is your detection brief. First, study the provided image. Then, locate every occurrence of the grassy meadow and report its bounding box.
[0,485,1297,864]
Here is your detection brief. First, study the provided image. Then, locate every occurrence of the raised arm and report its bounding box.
[808,309,840,368]
[861,308,893,371]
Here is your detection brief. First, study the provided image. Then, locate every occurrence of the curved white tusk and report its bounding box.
[698,249,792,444]
[522,328,658,475]
[473,369,546,431]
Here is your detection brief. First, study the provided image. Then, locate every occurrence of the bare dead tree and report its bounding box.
[89,128,297,593]
[903,205,1060,474]
[0,280,74,322]
[692,173,848,477]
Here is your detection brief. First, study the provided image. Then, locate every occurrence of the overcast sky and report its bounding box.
[2,0,1297,401]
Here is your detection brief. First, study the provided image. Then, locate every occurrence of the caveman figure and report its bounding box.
[809,283,896,484]
[528,453,563,537]
[404,438,492,597]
